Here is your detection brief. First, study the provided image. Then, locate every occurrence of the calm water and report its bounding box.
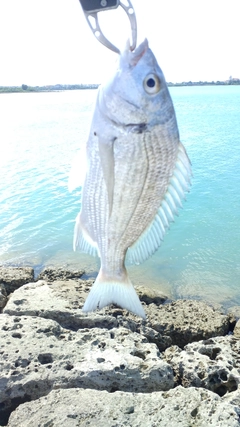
[0,86,239,309]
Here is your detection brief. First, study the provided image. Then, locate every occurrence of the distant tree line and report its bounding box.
[0,83,100,93]
[167,79,240,87]
[0,80,239,93]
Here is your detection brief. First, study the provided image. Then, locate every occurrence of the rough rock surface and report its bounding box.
[164,336,240,396]
[145,300,233,348]
[0,267,239,426]
[234,319,240,338]
[0,267,34,295]
[7,387,240,427]
[3,280,233,350]
[37,267,85,282]
[0,314,173,420]
[0,285,7,310]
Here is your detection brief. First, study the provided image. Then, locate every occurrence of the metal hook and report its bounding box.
[80,0,137,54]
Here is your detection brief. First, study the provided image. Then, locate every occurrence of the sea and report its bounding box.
[0,86,239,311]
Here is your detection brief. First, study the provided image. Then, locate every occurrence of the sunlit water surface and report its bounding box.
[0,86,239,310]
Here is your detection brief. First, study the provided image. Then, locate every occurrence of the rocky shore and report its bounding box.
[0,266,240,426]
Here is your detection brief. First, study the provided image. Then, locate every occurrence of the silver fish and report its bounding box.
[71,39,191,318]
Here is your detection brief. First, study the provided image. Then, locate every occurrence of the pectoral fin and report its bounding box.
[98,137,116,216]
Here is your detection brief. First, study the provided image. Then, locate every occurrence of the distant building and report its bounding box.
[227,76,240,84]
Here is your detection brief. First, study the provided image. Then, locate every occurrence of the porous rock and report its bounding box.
[0,285,7,310]
[3,281,232,352]
[0,313,173,419]
[3,280,171,351]
[134,284,169,305]
[7,386,240,427]
[37,266,85,282]
[0,267,34,294]
[234,319,240,338]
[164,335,240,396]
[145,299,232,348]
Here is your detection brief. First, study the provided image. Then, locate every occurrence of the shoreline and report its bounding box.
[0,80,240,93]
[0,262,239,316]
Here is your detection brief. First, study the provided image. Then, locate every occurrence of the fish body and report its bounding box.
[72,39,191,318]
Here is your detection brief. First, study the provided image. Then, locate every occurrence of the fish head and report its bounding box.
[98,39,175,128]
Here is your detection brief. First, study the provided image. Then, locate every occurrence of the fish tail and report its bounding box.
[82,269,146,319]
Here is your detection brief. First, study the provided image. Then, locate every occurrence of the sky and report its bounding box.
[0,0,239,86]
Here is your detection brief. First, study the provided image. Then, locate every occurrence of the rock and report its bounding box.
[228,306,240,319]
[164,335,240,396]
[234,319,240,338]
[223,388,240,406]
[2,280,171,351]
[0,267,34,295]
[3,280,119,330]
[7,386,240,427]
[0,267,239,426]
[37,267,85,282]
[4,281,232,352]
[145,299,232,348]
[0,285,7,310]
[0,314,173,420]
[134,285,169,305]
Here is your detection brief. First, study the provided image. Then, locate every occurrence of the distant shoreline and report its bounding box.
[0,80,240,93]
[0,84,100,94]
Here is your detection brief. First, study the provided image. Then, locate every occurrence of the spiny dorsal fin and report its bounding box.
[126,142,192,265]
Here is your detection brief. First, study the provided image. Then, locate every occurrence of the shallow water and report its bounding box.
[0,86,239,309]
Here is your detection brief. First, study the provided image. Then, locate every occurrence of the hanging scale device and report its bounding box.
[78,0,137,54]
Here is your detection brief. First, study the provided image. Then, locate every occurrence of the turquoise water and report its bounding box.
[0,86,239,309]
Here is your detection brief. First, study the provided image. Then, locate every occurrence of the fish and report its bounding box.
[70,38,191,319]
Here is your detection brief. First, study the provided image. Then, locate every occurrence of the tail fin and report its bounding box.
[82,269,146,319]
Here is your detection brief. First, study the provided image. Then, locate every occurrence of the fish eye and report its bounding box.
[143,73,161,94]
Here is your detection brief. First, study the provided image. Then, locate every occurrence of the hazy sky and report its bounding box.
[1,0,239,85]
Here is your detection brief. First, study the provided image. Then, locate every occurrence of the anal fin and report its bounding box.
[73,213,99,257]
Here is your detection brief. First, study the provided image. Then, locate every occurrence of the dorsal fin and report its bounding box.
[126,142,192,265]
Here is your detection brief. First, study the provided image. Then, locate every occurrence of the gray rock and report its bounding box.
[223,387,240,406]
[134,285,169,306]
[234,319,240,338]
[7,386,240,427]
[37,267,85,282]
[2,280,171,351]
[164,336,240,396]
[0,285,7,310]
[4,281,232,352]
[1,269,239,426]
[0,267,34,295]
[145,299,232,348]
[0,314,173,419]
[228,306,240,319]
